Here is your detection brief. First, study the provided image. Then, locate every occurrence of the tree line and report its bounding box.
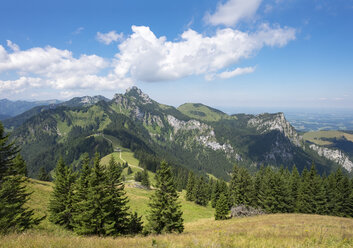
[48,154,183,236]
[186,164,353,220]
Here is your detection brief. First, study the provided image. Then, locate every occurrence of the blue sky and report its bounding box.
[1,0,353,113]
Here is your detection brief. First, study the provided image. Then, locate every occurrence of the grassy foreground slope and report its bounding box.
[1,214,353,248]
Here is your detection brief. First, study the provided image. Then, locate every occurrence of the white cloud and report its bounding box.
[114,25,295,82]
[6,40,20,52]
[0,44,132,95]
[96,31,124,45]
[218,66,256,79]
[205,0,262,26]
[1,23,295,98]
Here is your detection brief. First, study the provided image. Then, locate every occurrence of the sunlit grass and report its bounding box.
[2,214,352,248]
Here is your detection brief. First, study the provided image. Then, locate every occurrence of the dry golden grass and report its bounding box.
[1,214,353,248]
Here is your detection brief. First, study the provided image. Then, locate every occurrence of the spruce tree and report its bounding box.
[0,123,41,233]
[38,167,50,181]
[211,180,221,208]
[141,168,150,189]
[75,153,108,235]
[147,161,184,234]
[72,154,92,233]
[229,164,241,206]
[229,165,253,206]
[104,156,131,235]
[193,176,209,206]
[49,158,76,230]
[290,165,301,212]
[253,166,266,208]
[185,172,195,201]
[215,193,229,220]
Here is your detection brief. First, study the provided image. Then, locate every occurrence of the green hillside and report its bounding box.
[7,87,351,181]
[178,103,231,122]
[303,130,353,146]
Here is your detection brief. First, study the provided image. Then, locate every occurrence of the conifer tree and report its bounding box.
[290,165,301,212]
[127,211,143,234]
[229,164,240,206]
[211,180,221,208]
[104,156,131,235]
[0,123,41,233]
[127,166,133,175]
[13,154,27,176]
[49,158,76,230]
[75,153,107,235]
[38,167,50,181]
[141,167,150,189]
[215,193,229,220]
[312,172,327,215]
[185,172,195,201]
[147,161,184,234]
[297,164,320,214]
[324,172,337,216]
[193,176,209,206]
[253,166,266,208]
[72,154,92,233]
[261,167,277,213]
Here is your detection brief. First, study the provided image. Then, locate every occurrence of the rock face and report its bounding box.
[248,112,303,147]
[309,144,353,172]
[248,113,301,146]
[167,115,240,159]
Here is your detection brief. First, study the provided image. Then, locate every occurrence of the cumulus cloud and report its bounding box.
[96,31,124,45]
[113,25,295,82]
[205,0,262,26]
[6,40,20,52]
[0,44,132,95]
[218,67,256,79]
[1,23,295,97]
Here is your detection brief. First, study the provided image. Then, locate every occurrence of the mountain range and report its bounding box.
[5,87,353,178]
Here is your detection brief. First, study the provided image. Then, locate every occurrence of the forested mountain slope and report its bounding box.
[9,87,352,178]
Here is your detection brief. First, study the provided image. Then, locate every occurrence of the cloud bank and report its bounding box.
[0,23,295,97]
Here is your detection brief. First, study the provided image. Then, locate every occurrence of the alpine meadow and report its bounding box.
[1,0,353,247]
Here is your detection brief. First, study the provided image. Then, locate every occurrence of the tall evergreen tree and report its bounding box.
[75,153,107,235]
[290,165,301,212]
[49,158,76,230]
[185,172,195,201]
[38,167,50,181]
[147,161,184,234]
[193,176,209,206]
[0,122,41,233]
[211,180,221,208]
[104,156,132,235]
[215,193,229,220]
[229,164,240,206]
[141,167,150,189]
[72,154,92,233]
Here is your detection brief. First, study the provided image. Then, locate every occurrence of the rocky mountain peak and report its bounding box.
[125,86,152,104]
[247,112,303,147]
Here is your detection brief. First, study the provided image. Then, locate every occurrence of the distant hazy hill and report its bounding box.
[3,95,109,128]
[0,99,61,119]
[7,87,352,178]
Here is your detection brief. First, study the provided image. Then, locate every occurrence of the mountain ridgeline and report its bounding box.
[7,87,353,178]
